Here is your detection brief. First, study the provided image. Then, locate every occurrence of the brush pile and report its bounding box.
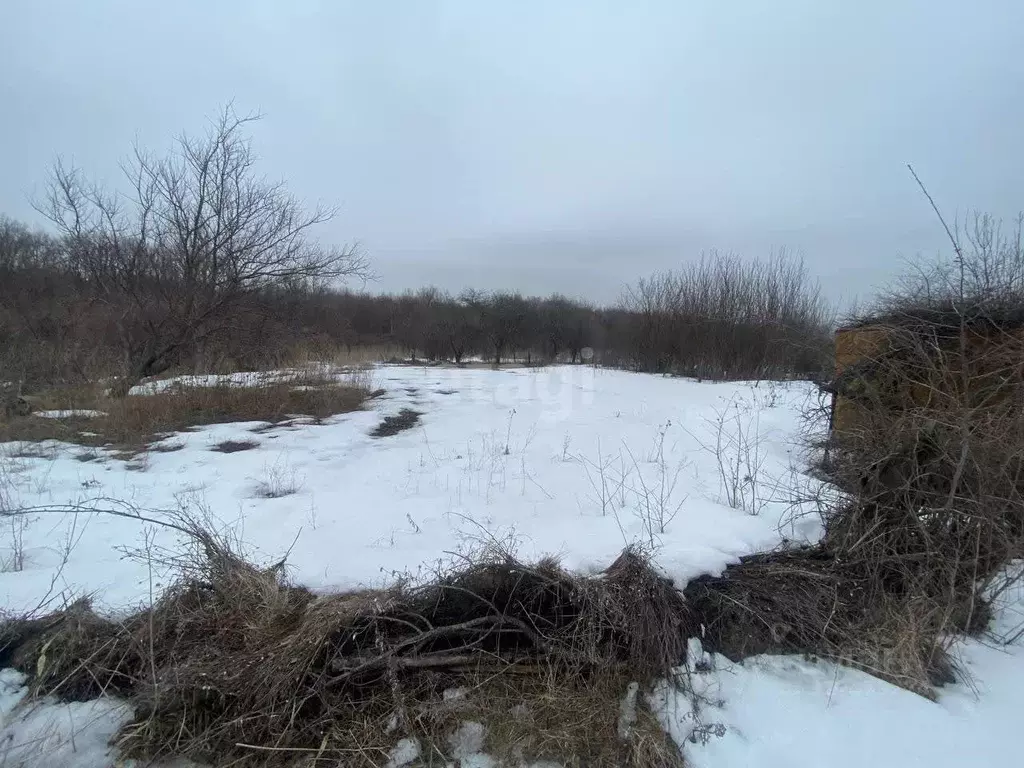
[0,526,690,766]
[686,286,1024,695]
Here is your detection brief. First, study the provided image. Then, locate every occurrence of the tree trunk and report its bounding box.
[110,346,176,398]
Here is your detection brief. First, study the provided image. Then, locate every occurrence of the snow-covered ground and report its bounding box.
[656,578,1024,768]
[33,410,108,420]
[0,365,821,614]
[0,365,1021,767]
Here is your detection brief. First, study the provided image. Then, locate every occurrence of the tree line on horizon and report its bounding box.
[0,109,833,393]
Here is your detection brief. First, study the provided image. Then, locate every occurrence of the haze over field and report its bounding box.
[3,1,1024,305]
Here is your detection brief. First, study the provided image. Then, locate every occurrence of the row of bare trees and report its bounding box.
[1,108,834,393]
[276,287,599,367]
[2,235,833,389]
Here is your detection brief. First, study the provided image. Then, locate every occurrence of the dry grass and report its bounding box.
[0,522,688,767]
[289,342,402,369]
[251,462,302,498]
[0,373,369,458]
[406,666,682,767]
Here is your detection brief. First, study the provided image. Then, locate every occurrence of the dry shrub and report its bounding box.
[618,251,833,379]
[0,598,136,701]
[0,526,688,767]
[690,260,1024,695]
[831,316,1024,570]
[683,548,965,696]
[283,340,402,369]
[684,218,1024,694]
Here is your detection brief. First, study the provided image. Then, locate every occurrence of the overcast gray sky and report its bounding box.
[2,1,1023,306]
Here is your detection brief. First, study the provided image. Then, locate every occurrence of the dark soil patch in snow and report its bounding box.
[370,408,422,437]
[150,440,185,453]
[211,439,259,454]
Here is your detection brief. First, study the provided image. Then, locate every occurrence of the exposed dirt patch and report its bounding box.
[150,440,185,453]
[211,439,260,454]
[370,408,422,437]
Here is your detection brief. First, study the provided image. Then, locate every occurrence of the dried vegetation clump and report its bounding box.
[689,225,1024,694]
[0,518,689,766]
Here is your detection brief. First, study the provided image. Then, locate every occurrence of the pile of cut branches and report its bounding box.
[0,523,689,766]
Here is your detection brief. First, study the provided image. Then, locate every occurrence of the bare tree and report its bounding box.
[38,107,368,394]
[476,291,530,365]
[436,295,481,364]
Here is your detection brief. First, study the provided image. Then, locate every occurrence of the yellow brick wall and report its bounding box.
[833,326,888,433]
[832,323,1024,433]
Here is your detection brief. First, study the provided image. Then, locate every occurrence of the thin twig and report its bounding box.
[907,164,964,262]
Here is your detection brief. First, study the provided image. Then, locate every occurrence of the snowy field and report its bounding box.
[0,365,1021,767]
